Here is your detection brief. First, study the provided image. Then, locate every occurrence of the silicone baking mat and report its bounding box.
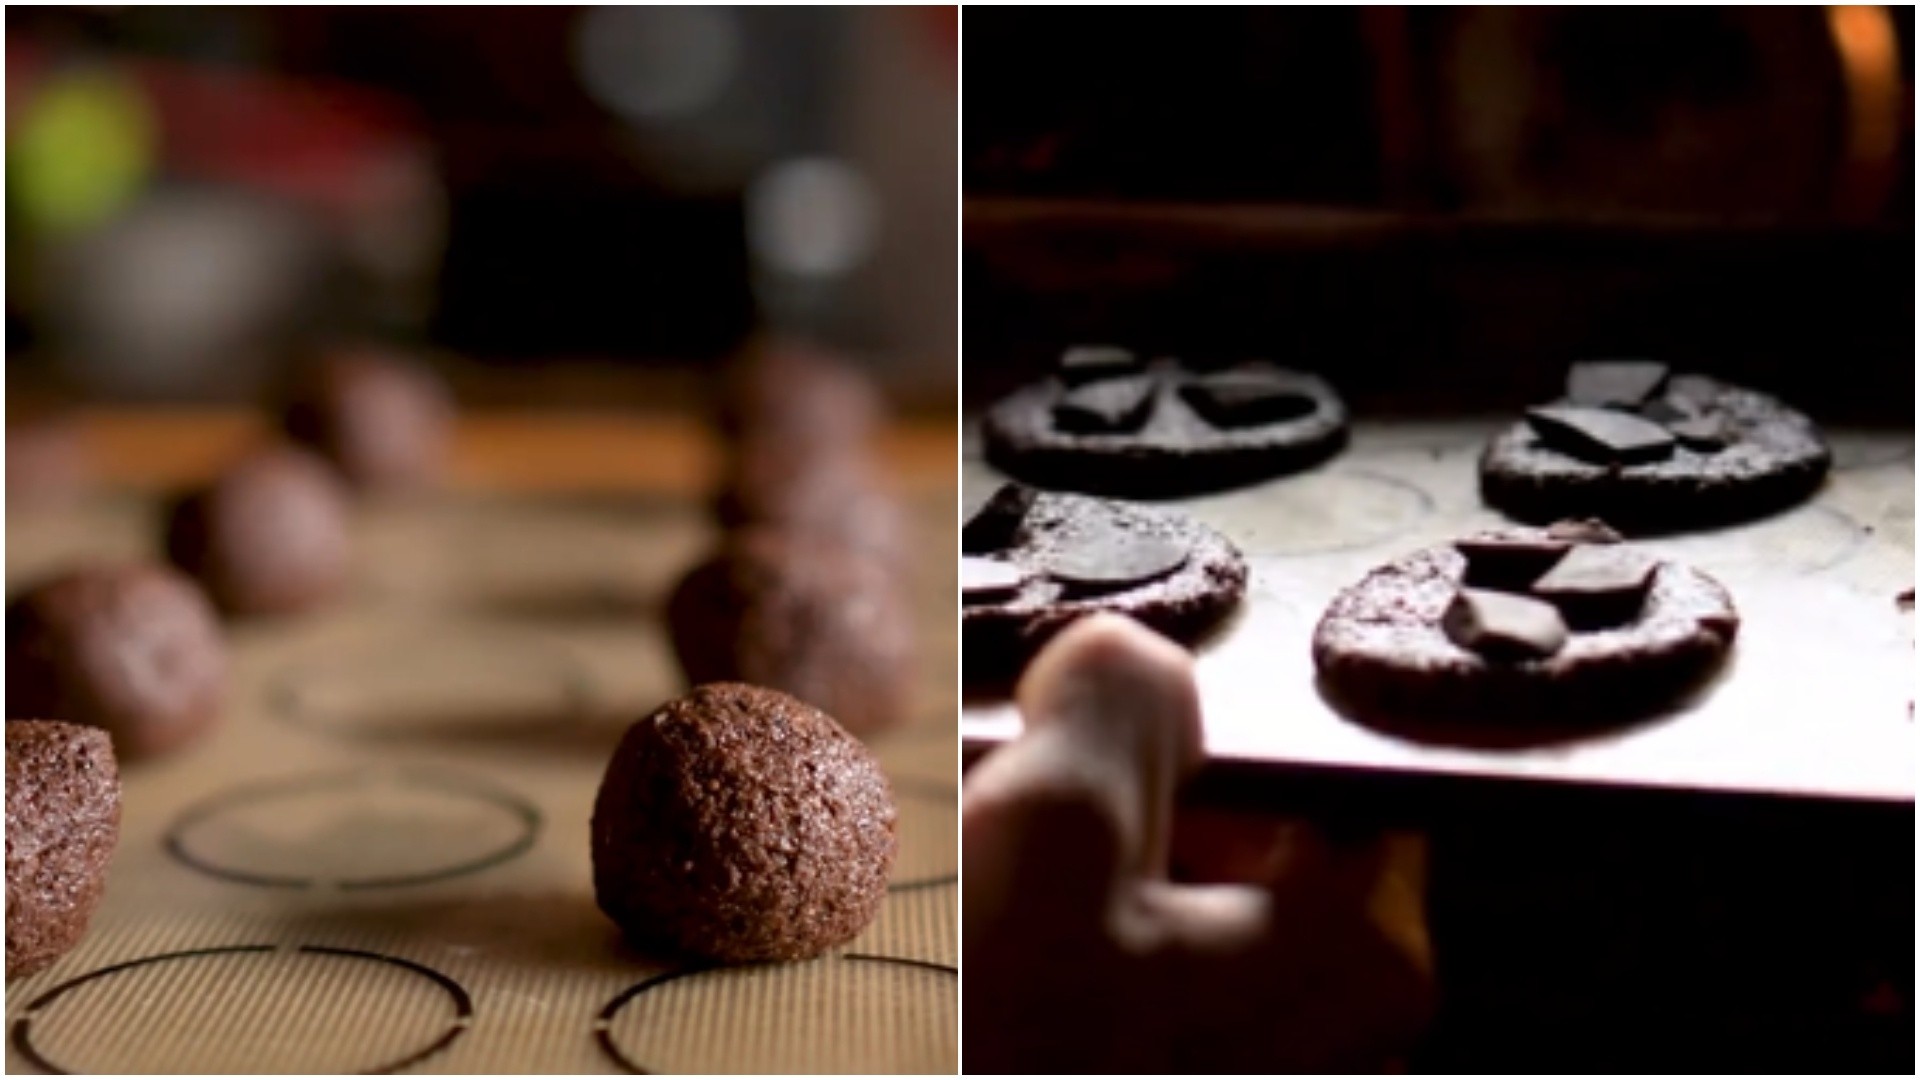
[961,420,1914,804]
[6,488,958,1074]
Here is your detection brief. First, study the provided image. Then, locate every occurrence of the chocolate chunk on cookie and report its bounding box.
[1178,370,1320,429]
[7,720,121,978]
[1566,360,1670,409]
[591,683,896,963]
[1525,406,1676,465]
[7,564,227,760]
[1059,345,1145,386]
[1454,534,1571,590]
[963,482,1037,555]
[1530,545,1659,630]
[962,490,1247,682]
[1053,375,1158,434]
[1442,588,1569,661]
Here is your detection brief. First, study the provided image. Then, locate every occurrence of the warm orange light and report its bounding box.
[1826,4,1901,222]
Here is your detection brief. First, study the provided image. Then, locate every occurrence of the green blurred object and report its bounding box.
[10,65,157,235]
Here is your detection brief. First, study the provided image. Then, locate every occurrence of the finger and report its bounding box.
[1013,613,1204,881]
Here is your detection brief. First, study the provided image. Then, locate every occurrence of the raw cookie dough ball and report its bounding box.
[6,414,88,512]
[281,346,453,495]
[712,442,905,557]
[7,564,228,759]
[715,339,883,450]
[591,683,897,963]
[164,444,352,616]
[7,720,121,978]
[667,530,915,739]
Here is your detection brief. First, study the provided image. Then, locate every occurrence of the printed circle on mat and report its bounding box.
[12,945,470,1074]
[596,955,956,1074]
[1179,468,1435,556]
[166,769,539,890]
[267,624,597,743]
[890,780,958,892]
[1638,503,1870,580]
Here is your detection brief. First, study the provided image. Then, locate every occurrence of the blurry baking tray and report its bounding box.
[961,419,1914,808]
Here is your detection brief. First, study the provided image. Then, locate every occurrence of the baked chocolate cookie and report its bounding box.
[1480,362,1830,531]
[591,683,897,963]
[667,530,914,739]
[981,351,1348,498]
[164,445,352,616]
[7,720,121,978]
[962,483,1248,681]
[281,346,454,495]
[7,564,228,759]
[1313,522,1739,723]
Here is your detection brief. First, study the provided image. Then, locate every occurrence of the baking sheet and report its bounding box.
[6,489,958,1074]
[961,420,1914,804]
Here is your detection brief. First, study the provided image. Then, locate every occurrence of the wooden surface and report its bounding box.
[55,408,958,497]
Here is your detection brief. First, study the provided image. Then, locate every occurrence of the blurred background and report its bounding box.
[7,5,957,413]
[964,6,1913,423]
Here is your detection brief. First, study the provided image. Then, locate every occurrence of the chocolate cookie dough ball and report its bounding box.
[8,413,89,512]
[716,340,883,450]
[164,445,352,616]
[7,564,228,759]
[713,442,904,556]
[668,530,914,739]
[7,720,121,978]
[281,347,453,495]
[591,683,897,963]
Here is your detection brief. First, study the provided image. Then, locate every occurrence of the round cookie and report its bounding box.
[7,564,228,759]
[590,683,897,963]
[1479,367,1830,532]
[1313,526,1739,723]
[981,353,1348,499]
[7,720,122,979]
[281,346,454,495]
[164,444,352,616]
[667,530,914,739]
[961,484,1249,682]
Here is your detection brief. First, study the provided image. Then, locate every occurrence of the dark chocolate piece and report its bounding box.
[591,683,896,963]
[1566,360,1670,409]
[1544,518,1624,545]
[1529,545,1660,629]
[963,483,1037,555]
[1441,587,1569,661]
[1053,376,1159,435]
[1668,414,1732,453]
[1178,372,1319,429]
[1038,535,1188,596]
[6,721,121,978]
[1454,535,1570,590]
[962,557,1027,602]
[1059,345,1144,386]
[1638,397,1698,426]
[1898,588,1914,611]
[1665,374,1723,407]
[1525,406,1676,465]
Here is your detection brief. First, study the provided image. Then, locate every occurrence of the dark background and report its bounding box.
[963,6,1915,424]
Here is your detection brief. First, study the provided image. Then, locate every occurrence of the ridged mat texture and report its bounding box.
[5,490,958,1074]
